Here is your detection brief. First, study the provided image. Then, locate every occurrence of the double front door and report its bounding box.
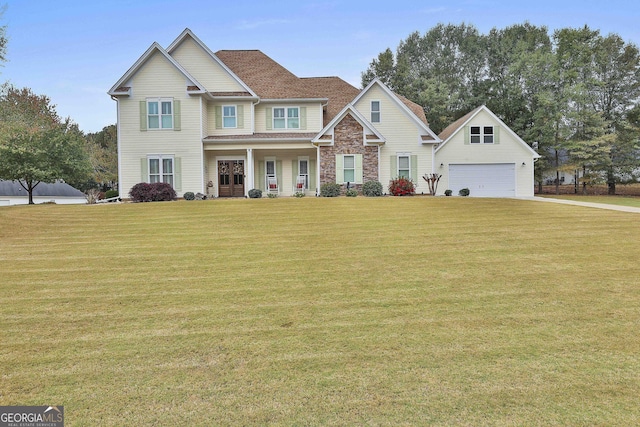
[218,160,245,197]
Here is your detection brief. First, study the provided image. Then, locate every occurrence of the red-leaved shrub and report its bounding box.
[129,182,177,202]
[388,177,415,196]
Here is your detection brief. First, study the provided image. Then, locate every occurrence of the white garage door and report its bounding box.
[449,163,516,197]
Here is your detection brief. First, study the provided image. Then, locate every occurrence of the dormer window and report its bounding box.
[371,101,380,123]
[470,126,494,144]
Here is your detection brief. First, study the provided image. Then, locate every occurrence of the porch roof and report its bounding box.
[203,132,317,143]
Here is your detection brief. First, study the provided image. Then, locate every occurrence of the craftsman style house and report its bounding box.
[109,29,539,198]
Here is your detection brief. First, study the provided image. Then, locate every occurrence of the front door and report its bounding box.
[218,160,245,197]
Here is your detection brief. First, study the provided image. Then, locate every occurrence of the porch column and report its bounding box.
[316,144,321,196]
[246,148,253,197]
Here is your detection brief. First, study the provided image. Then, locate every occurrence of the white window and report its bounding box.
[298,157,309,189]
[397,155,410,179]
[265,157,276,188]
[223,105,236,128]
[273,107,300,129]
[147,98,173,129]
[371,100,380,123]
[470,126,494,144]
[343,155,355,183]
[148,156,174,187]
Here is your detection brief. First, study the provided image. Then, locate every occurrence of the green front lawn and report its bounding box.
[2,197,639,425]
[541,194,640,208]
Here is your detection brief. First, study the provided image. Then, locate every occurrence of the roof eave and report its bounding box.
[260,98,329,103]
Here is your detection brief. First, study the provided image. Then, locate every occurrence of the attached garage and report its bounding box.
[449,163,516,197]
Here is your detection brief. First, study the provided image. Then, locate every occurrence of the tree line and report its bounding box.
[0,9,117,203]
[362,23,640,194]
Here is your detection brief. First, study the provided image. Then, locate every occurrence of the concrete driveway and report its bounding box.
[527,196,640,213]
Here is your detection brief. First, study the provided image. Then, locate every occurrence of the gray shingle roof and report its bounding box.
[0,180,85,197]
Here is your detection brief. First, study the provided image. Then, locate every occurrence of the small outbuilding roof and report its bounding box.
[0,180,86,197]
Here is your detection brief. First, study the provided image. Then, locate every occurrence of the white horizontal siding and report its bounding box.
[254,103,323,133]
[170,37,246,93]
[354,85,433,190]
[206,101,253,136]
[119,51,203,197]
[435,109,535,197]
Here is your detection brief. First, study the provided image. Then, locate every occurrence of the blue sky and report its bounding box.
[1,0,639,133]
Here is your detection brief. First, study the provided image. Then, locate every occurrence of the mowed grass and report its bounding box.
[1,197,640,426]
[540,194,640,208]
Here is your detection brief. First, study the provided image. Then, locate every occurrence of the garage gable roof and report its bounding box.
[435,105,540,158]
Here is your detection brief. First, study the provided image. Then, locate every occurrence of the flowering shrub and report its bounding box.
[129,182,177,202]
[345,188,358,197]
[388,177,415,196]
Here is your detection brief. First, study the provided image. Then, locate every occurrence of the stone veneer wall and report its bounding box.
[319,114,378,192]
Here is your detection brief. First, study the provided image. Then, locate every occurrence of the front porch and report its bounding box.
[204,147,318,198]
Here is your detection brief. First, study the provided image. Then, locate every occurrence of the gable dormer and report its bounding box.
[166,29,255,96]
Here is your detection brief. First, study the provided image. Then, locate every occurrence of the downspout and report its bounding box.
[378,145,381,182]
[200,96,205,194]
[251,98,260,134]
[431,144,435,175]
[317,100,329,196]
[111,95,123,198]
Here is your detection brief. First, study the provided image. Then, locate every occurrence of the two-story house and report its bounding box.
[109,29,539,198]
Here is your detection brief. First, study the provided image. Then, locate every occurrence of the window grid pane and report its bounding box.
[163,159,173,173]
[149,159,160,174]
[161,102,172,115]
[161,115,172,129]
[266,161,275,175]
[148,102,159,115]
[343,156,355,169]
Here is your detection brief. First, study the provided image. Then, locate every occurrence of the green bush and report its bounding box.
[248,188,262,198]
[362,181,383,197]
[345,188,358,197]
[183,191,195,201]
[294,191,306,198]
[105,189,119,199]
[444,189,452,196]
[320,183,341,197]
[267,193,278,199]
[459,188,470,197]
[388,177,415,196]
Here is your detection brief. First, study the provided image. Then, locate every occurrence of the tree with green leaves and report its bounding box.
[84,124,118,190]
[362,23,640,194]
[0,85,92,204]
[0,4,6,67]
